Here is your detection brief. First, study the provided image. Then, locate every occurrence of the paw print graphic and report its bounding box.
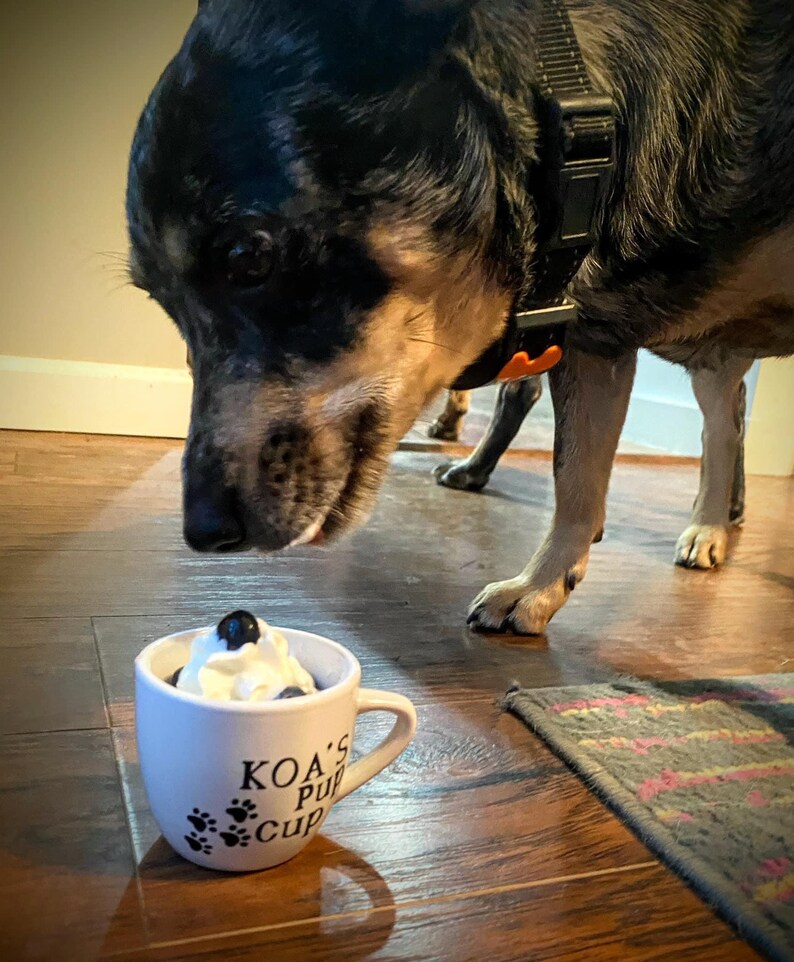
[220,825,251,848]
[187,808,217,833]
[226,798,258,823]
[184,831,213,855]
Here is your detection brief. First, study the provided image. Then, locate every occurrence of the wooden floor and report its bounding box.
[0,429,791,962]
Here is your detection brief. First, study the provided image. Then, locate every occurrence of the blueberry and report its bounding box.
[276,686,306,699]
[217,610,260,651]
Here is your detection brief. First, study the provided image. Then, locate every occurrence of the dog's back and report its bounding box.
[551,0,794,359]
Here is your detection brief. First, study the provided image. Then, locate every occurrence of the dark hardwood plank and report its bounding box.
[12,438,178,487]
[111,700,656,945]
[0,429,177,469]
[0,430,183,552]
[0,619,106,735]
[0,730,146,959]
[0,459,182,553]
[104,863,760,962]
[0,446,16,476]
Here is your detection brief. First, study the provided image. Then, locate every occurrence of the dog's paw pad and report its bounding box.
[674,524,729,569]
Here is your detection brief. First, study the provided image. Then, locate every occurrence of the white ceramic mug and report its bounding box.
[135,626,416,872]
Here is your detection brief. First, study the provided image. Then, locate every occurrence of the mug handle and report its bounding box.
[335,688,417,801]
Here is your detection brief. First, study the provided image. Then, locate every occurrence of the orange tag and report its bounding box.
[497,345,563,381]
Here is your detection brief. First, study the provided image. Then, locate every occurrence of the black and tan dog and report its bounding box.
[127,0,793,634]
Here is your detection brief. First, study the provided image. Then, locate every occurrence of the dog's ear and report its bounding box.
[304,0,472,94]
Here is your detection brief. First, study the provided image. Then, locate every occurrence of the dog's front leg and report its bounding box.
[467,349,637,634]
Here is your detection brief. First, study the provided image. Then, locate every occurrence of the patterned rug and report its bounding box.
[504,674,794,962]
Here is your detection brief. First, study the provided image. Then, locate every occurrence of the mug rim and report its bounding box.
[135,624,361,714]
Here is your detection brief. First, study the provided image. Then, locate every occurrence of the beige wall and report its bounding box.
[746,357,794,477]
[0,0,196,369]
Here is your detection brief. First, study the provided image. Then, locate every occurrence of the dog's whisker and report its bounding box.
[107,279,136,295]
[407,336,464,356]
[103,268,136,283]
[97,251,139,290]
[97,250,132,266]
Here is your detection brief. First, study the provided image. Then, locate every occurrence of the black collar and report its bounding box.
[451,0,616,390]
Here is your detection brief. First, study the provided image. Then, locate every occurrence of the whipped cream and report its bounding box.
[176,616,316,702]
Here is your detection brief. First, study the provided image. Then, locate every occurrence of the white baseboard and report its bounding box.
[3,355,785,477]
[0,354,709,450]
[0,355,191,438]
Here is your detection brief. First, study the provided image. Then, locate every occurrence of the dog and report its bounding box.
[126,0,794,634]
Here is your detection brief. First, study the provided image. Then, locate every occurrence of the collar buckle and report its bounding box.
[542,94,616,251]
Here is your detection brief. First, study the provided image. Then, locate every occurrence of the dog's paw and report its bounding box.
[467,570,581,635]
[674,524,729,569]
[427,419,460,442]
[433,460,489,492]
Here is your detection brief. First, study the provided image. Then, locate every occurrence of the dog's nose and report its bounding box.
[183,455,246,553]
[183,492,246,552]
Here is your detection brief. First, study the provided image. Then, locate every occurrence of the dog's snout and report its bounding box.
[260,424,311,487]
[183,451,246,553]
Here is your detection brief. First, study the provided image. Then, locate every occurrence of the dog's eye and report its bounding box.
[225,231,274,286]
